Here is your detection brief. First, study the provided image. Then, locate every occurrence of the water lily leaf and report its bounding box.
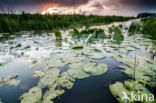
[122,65,155,85]
[113,27,124,41]
[72,46,83,50]
[85,25,90,32]
[33,70,45,78]
[42,84,65,103]
[69,28,79,39]
[85,33,95,43]
[109,82,131,103]
[15,44,22,48]
[32,54,67,68]
[79,34,89,38]
[82,47,105,59]
[61,52,83,63]
[67,62,108,79]
[57,72,75,89]
[38,68,60,88]
[119,24,123,29]
[54,31,62,40]
[20,87,42,103]
[110,80,153,103]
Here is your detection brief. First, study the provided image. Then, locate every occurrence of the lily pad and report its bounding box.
[57,72,75,89]
[20,87,42,103]
[82,47,105,59]
[42,84,65,103]
[54,31,62,40]
[33,70,45,78]
[110,80,154,103]
[67,62,108,79]
[38,68,60,88]
[72,46,83,50]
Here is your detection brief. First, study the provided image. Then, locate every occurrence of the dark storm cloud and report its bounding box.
[121,0,156,7]
[1,0,156,9]
[0,0,89,7]
[102,0,156,9]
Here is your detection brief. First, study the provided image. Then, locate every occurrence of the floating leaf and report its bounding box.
[33,70,45,78]
[57,72,75,89]
[69,28,79,39]
[42,84,64,103]
[110,81,154,103]
[20,87,42,103]
[72,46,83,50]
[38,68,60,88]
[79,34,89,39]
[68,62,108,79]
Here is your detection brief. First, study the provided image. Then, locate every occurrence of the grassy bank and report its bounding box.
[0,13,135,33]
[129,17,156,40]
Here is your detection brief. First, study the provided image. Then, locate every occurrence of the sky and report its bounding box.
[0,0,156,16]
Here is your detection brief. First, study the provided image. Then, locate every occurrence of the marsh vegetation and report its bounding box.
[0,13,135,33]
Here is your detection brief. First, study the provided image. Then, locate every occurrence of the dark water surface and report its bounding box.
[54,57,132,103]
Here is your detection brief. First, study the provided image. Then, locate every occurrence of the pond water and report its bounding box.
[0,19,155,103]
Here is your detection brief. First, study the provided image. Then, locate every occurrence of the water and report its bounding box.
[0,58,39,103]
[54,57,131,103]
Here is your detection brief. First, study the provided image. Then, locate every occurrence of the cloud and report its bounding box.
[0,0,156,15]
[0,0,89,7]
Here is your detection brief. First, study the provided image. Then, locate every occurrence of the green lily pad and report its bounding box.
[85,25,90,32]
[42,84,64,103]
[54,31,62,40]
[110,80,154,103]
[82,47,105,59]
[72,46,83,50]
[67,62,108,79]
[79,34,89,39]
[20,87,42,103]
[57,72,75,89]
[38,68,60,88]
[108,27,113,34]
[33,70,45,78]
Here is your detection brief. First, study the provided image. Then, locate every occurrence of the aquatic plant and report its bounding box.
[109,80,155,103]
[72,45,83,50]
[128,18,156,40]
[119,24,123,28]
[0,14,135,33]
[67,62,108,79]
[53,30,62,40]
[15,44,22,48]
[20,87,42,103]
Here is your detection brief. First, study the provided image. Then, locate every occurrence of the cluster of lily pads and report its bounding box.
[19,23,156,103]
[54,24,124,44]
[0,21,155,103]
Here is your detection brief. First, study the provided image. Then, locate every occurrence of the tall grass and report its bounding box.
[129,17,156,40]
[0,12,135,33]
